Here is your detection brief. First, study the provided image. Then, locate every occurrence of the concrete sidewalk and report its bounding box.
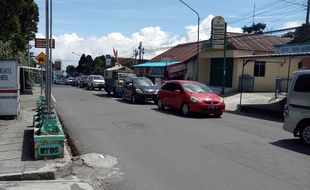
[0,86,93,189]
[222,91,285,119]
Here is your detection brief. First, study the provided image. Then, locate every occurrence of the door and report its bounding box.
[210,58,234,87]
[123,77,133,99]
[168,83,184,109]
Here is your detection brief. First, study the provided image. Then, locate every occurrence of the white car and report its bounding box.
[87,75,105,90]
[283,70,310,145]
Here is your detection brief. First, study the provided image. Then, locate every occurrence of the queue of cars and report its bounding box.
[63,74,226,117]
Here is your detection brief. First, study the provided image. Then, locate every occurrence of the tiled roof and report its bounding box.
[150,33,292,62]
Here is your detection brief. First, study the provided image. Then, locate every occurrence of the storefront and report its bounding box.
[133,61,187,86]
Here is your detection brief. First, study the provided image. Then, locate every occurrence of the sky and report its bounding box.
[33,0,307,68]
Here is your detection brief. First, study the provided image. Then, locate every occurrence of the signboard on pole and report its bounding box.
[275,43,310,54]
[35,38,55,49]
[211,16,225,49]
[35,52,47,65]
[106,54,112,67]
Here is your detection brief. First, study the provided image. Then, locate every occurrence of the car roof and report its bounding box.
[166,80,199,84]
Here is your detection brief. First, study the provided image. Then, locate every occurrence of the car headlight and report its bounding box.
[190,96,201,103]
[135,89,143,94]
[155,89,159,94]
[219,97,224,103]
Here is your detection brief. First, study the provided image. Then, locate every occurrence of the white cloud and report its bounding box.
[282,21,303,28]
[32,15,242,69]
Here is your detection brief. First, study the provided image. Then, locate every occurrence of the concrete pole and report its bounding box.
[306,0,310,24]
[45,0,49,109]
[48,0,53,116]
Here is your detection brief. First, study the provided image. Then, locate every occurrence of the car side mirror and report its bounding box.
[174,89,181,94]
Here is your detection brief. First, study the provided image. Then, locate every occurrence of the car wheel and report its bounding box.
[122,92,126,101]
[182,103,190,116]
[300,124,310,145]
[157,99,164,110]
[214,113,223,118]
[132,94,137,104]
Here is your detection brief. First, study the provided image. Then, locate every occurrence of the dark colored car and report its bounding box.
[79,75,89,88]
[157,80,225,117]
[122,77,158,103]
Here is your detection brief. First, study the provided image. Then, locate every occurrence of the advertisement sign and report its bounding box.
[275,43,310,54]
[168,63,187,77]
[106,54,112,67]
[211,16,225,49]
[35,38,55,49]
[54,60,61,70]
[0,60,19,90]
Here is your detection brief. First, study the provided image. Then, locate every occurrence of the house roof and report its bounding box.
[227,33,292,52]
[133,61,181,67]
[150,33,292,62]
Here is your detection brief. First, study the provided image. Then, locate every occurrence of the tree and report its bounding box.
[76,54,87,74]
[242,23,266,34]
[0,0,39,57]
[66,65,77,77]
[93,56,105,75]
[282,31,295,38]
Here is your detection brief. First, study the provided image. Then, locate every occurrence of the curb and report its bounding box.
[0,146,72,181]
[239,105,284,119]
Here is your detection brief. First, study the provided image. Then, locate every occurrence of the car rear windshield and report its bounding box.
[134,78,154,87]
[182,82,213,93]
[93,76,104,80]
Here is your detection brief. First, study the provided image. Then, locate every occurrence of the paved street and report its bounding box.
[53,85,310,190]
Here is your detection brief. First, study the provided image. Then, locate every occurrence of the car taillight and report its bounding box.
[284,104,289,117]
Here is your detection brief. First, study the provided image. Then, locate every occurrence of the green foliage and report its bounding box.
[0,0,39,57]
[242,23,266,34]
[282,31,295,38]
[66,65,77,77]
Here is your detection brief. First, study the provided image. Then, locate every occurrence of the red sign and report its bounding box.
[35,38,55,49]
[168,63,187,77]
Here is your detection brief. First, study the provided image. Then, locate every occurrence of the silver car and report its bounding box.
[87,75,105,90]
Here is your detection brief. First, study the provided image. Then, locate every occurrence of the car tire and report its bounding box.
[181,103,190,116]
[157,99,164,110]
[122,92,126,101]
[132,94,137,104]
[214,113,223,118]
[300,124,310,146]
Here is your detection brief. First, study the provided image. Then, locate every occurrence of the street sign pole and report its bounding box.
[45,0,49,111]
[222,23,227,95]
[48,0,53,116]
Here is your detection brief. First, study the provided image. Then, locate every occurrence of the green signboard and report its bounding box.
[38,144,62,157]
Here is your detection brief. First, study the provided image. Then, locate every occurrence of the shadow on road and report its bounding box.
[21,129,34,161]
[150,108,221,120]
[270,139,310,156]
[226,110,283,123]
[93,93,111,98]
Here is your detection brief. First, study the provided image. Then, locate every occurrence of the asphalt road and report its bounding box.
[53,85,310,190]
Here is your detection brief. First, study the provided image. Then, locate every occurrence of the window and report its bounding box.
[254,61,266,77]
[294,74,310,93]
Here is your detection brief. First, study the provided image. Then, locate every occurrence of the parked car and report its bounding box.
[122,77,158,103]
[55,78,65,85]
[79,75,89,88]
[74,77,80,86]
[86,75,105,90]
[157,80,225,117]
[65,77,75,85]
[283,70,310,145]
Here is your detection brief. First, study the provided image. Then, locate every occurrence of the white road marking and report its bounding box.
[52,94,56,103]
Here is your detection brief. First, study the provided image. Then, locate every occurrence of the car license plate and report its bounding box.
[209,106,217,110]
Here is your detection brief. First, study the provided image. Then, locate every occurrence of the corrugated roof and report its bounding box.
[133,61,181,67]
[227,33,292,52]
[150,33,292,62]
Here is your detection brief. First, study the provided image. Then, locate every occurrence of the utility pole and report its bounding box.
[306,0,310,24]
[138,42,142,64]
[252,2,256,25]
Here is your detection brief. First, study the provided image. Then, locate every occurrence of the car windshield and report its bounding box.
[93,76,104,80]
[182,82,213,93]
[134,78,154,87]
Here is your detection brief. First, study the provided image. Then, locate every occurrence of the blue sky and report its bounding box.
[33,0,307,67]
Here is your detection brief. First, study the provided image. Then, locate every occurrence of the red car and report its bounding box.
[157,80,225,117]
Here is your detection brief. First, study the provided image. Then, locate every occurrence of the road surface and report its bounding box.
[53,85,310,190]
